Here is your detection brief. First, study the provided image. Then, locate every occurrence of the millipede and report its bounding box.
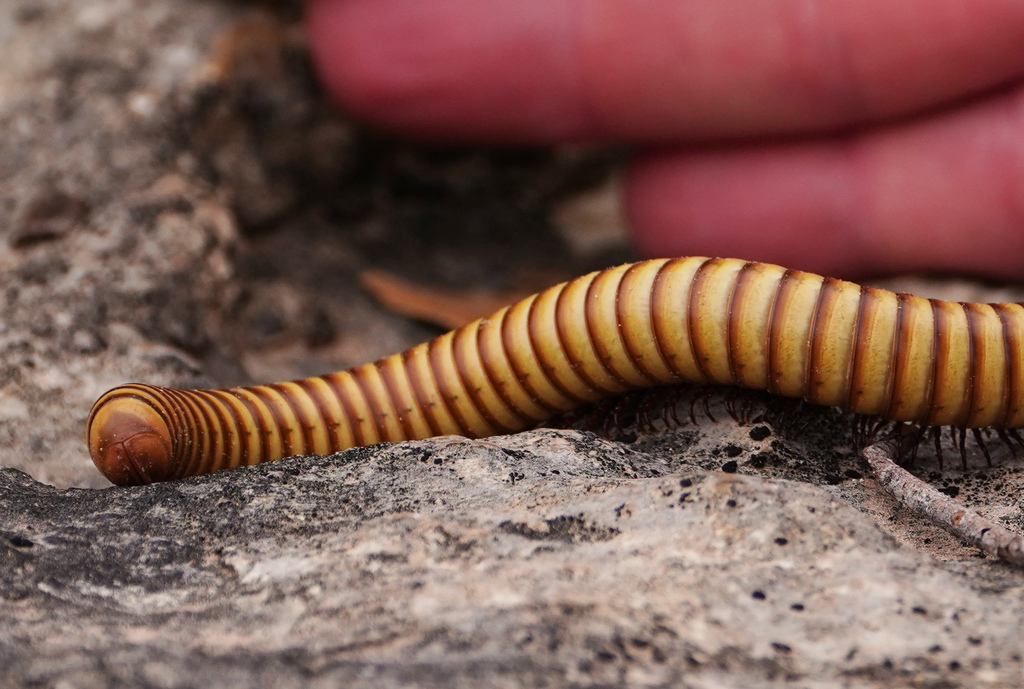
[87,256,1024,485]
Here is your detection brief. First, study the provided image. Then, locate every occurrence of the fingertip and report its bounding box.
[305,0,587,141]
[307,0,1024,143]
[305,0,387,121]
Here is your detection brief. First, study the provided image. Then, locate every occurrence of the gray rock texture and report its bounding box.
[4,0,1024,687]
[4,425,1024,688]
[1,0,243,486]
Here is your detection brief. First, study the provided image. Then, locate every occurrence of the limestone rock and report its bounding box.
[3,429,1024,687]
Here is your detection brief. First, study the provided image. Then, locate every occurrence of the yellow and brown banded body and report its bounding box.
[88,257,1024,485]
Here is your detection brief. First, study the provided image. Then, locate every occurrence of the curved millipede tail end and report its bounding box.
[87,387,176,486]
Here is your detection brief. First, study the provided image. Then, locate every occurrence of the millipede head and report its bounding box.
[87,390,177,485]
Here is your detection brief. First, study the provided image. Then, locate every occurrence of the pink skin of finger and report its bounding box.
[306,0,1024,280]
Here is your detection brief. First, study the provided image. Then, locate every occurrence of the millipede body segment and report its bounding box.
[87,257,1024,485]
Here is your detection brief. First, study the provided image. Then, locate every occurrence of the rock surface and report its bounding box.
[4,1,1024,687]
[4,425,1024,688]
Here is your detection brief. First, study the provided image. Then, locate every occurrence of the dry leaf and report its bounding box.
[198,13,291,84]
[360,269,538,330]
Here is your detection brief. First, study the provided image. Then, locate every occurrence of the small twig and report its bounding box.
[863,442,1024,568]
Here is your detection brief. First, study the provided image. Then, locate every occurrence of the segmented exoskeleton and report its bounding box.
[88,257,1024,485]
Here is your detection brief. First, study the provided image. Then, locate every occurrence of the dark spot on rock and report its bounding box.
[680,477,692,487]
[251,308,287,339]
[928,645,943,653]
[432,457,443,466]
[725,499,737,508]
[939,486,960,498]
[949,660,961,671]
[721,461,738,473]
[304,309,336,348]
[749,425,771,441]
[12,190,89,247]
[14,256,69,284]
[9,534,34,548]
[912,607,926,615]
[790,603,804,611]
[771,642,791,654]
[71,329,107,354]
[774,537,788,546]
[16,4,46,22]
[751,590,766,600]
[823,474,842,485]
[498,515,619,544]
[747,453,767,469]
[724,444,742,458]
[968,637,982,645]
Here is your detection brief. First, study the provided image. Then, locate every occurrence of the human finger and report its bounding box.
[307,0,1024,142]
[626,84,1024,280]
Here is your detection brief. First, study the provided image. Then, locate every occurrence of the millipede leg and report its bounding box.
[688,395,700,425]
[702,393,717,423]
[997,429,1019,459]
[736,397,754,426]
[957,427,968,470]
[652,388,686,433]
[932,427,944,473]
[871,417,889,443]
[633,393,654,435]
[890,422,920,467]
[972,428,993,467]
[850,416,866,450]
[905,424,924,467]
[668,390,685,429]
[1008,429,1024,453]
[651,386,684,429]
[723,394,738,422]
[628,390,667,436]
